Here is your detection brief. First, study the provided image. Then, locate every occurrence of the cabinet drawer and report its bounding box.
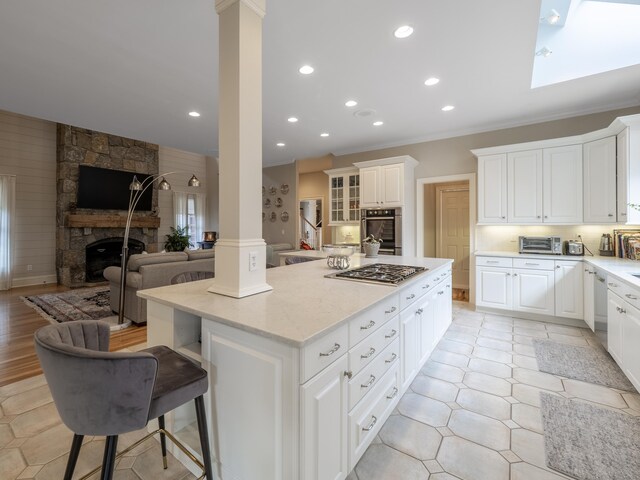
[349,317,399,375]
[349,338,400,410]
[476,256,512,268]
[301,323,349,383]
[400,282,423,310]
[513,258,555,270]
[348,364,400,469]
[349,294,400,346]
[608,278,640,311]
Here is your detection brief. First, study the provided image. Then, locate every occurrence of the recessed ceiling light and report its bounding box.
[188,111,200,117]
[299,65,314,75]
[345,100,358,107]
[424,77,440,86]
[287,117,298,123]
[394,25,414,39]
[276,142,285,147]
[373,121,384,126]
[536,46,553,57]
[441,105,455,112]
[320,133,329,137]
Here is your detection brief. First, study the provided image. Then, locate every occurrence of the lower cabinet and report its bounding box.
[608,288,640,391]
[512,268,555,316]
[400,307,420,392]
[607,294,623,364]
[554,261,584,319]
[476,266,512,310]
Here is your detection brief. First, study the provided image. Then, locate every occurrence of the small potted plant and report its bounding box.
[363,234,381,258]
[164,226,193,252]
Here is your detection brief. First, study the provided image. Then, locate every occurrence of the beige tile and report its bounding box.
[512,384,560,408]
[513,319,546,330]
[453,316,484,328]
[463,372,512,397]
[422,459,444,473]
[436,436,509,480]
[483,314,514,325]
[10,402,61,438]
[502,419,520,429]
[563,379,627,409]
[499,450,521,463]
[132,443,192,480]
[1,386,52,416]
[512,368,564,392]
[511,403,543,433]
[448,409,511,450]
[34,439,106,479]
[513,344,536,357]
[547,333,589,346]
[345,470,359,480]
[117,455,137,470]
[511,462,573,480]
[429,473,460,480]
[21,423,74,465]
[0,422,15,448]
[355,443,429,480]
[472,346,513,364]
[481,321,513,333]
[444,331,477,346]
[449,324,480,336]
[17,464,43,479]
[421,362,465,383]
[478,329,513,342]
[378,415,442,460]
[0,448,27,479]
[397,394,451,427]
[430,349,469,369]
[456,388,511,420]
[510,428,547,469]
[513,327,549,338]
[0,376,47,398]
[411,376,459,403]
[545,324,586,337]
[622,392,640,412]
[513,354,539,371]
[513,335,535,346]
[436,339,474,356]
[437,426,454,437]
[468,358,512,378]
[476,337,513,353]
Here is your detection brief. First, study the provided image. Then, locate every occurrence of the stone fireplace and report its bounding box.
[85,237,145,283]
[56,124,161,287]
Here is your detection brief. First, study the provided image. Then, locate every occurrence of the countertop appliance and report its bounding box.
[564,240,584,256]
[518,236,562,255]
[326,263,426,286]
[599,234,614,256]
[361,209,402,256]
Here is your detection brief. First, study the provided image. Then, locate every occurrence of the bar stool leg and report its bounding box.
[63,433,84,480]
[158,415,168,469]
[194,395,214,479]
[100,435,118,480]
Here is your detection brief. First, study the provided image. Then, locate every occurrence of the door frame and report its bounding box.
[298,196,324,249]
[416,173,477,304]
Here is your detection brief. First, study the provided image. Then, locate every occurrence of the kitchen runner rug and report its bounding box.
[532,338,635,392]
[21,286,117,325]
[540,392,640,480]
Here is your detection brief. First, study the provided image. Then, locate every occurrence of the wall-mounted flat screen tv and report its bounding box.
[77,165,153,211]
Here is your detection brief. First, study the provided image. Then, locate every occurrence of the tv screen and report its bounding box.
[77,165,153,211]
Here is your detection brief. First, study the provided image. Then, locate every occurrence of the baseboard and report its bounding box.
[475,306,589,329]
[11,274,58,288]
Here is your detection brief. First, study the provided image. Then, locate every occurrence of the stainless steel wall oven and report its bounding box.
[361,209,402,255]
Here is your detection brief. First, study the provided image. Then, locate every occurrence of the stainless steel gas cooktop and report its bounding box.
[326,263,427,286]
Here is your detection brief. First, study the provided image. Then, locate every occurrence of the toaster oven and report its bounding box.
[518,236,562,255]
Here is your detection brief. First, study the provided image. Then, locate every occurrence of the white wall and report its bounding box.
[0,110,56,287]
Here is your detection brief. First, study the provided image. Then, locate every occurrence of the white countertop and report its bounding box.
[475,251,586,261]
[138,255,452,347]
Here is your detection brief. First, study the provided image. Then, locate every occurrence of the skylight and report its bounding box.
[532,0,640,87]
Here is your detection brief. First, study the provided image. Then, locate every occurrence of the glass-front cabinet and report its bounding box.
[325,167,360,225]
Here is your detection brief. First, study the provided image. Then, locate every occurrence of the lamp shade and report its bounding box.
[158,177,171,190]
[188,174,201,187]
[129,176,143,191]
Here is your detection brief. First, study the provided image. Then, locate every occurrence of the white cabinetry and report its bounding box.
[583,137,617,223]
[617,124,640,225]
[507,150,542,223]
[359,163,404,208]
[583,264,595,331]
[512,267,555,316]
[622,304,640,388]
[476,266,512,310]
[554,260,584,320]
[324,167,360,225]
[478,154,507,223]
[543,145,583,223]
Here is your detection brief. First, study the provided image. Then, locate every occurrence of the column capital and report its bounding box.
[215,0,266,17]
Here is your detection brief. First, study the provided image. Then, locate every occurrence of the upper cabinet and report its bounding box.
[324,167,360,225]
[584,136,617,223]
[478,154,507,223]
[508,150,542,223]
[617,125,640,225]
[359,163,404,208]
[543,145,583,224]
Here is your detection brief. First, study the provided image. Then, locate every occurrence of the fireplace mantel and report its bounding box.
[66,214,161,229]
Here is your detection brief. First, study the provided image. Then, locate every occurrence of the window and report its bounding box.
[0,175,16,290]
[173,191,206,249]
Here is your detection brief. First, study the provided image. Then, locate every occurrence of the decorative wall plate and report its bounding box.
[270,211,277,222]
[280,184,289,195]
[263,198,271,208]
[269,186,277,195]
[275,197,283,208]
[262,186,265,196]
[281,211,289,222]
[262,212,266,221]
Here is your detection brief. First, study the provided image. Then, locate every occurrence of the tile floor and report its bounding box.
[1,302,639,479]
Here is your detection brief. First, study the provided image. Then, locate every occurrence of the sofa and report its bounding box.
[265,243,296,268]
[103,250,215,324]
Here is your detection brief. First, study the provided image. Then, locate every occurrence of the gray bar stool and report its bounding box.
[34,320,214,480]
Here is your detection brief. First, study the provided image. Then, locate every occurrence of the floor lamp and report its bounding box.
[118,172,200,326]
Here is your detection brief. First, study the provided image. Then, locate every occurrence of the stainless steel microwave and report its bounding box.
[518,236,562,255]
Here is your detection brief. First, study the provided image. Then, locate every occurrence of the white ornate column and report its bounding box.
[208,0,272,297]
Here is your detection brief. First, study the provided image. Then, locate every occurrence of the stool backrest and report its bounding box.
[34,321,158,436]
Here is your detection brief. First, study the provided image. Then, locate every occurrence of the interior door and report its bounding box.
[436,187,470,289]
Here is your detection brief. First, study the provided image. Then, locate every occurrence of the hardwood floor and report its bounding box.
[0,284,147,387]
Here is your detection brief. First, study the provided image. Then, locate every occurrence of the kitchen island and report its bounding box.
[138,255,453,480]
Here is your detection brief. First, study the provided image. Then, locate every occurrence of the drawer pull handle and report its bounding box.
[344,371,353,379]
[422,284,430,289]
[525,263,539,266]
[362,415,377,432]
[386,387,399,400]
[385,353,398,364]
[360,320,376,330]
[319,343,340,357]
[626,294,639,300]
[487,260,499,264]
[385,329,397,339]
[609,283,618,287]
[385,306,397,314]
[406,293,416,300]
[361,347,376,359]
[361,375,376,389]
[513,273,518,277]
[416,308,423,314]
[585,268,589,272]
[608,214,614,217]
[618,307,627,314]
[438,291,444,295]
[556,265,561,269]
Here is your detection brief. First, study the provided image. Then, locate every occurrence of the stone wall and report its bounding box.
[56,124,160,287]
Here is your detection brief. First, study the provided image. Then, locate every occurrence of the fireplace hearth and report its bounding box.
[85,237,145,283]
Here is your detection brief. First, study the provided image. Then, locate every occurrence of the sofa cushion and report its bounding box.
[269,243,294,252]
[127,252,188,271]
[186,249,215,261]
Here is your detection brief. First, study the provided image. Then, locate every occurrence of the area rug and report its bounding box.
[540,392,640,480]
[21,286,117,325]
[532,338,635,392]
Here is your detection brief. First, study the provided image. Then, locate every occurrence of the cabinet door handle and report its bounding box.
[513,273,518,277]
[385,353,398,364]
[362,415,377,431]
[525,263,539,266]
[361,375,376,388]
[360,320,376,330]
[438,291,444,295]
[422,284,430,289]
[385,306,397,314]
[360,347,376,359]
[506,273,511,276]
[344,371,353,379]
[537,216,541,219]
[626,294,638,301]
[556,265,561,269]
[501,216,506,219]
[385,329,397,339]
[319,343,340,357]
[406,293,416,300]
[486,261,499,264]
[544,215,548,218]
[608,214,614,217]
[386,387,399,400]
[584,268,590,272]
[416,308,423,314]
[622,213,627,216]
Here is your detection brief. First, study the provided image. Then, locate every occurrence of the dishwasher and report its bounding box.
[593,268,609,347]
